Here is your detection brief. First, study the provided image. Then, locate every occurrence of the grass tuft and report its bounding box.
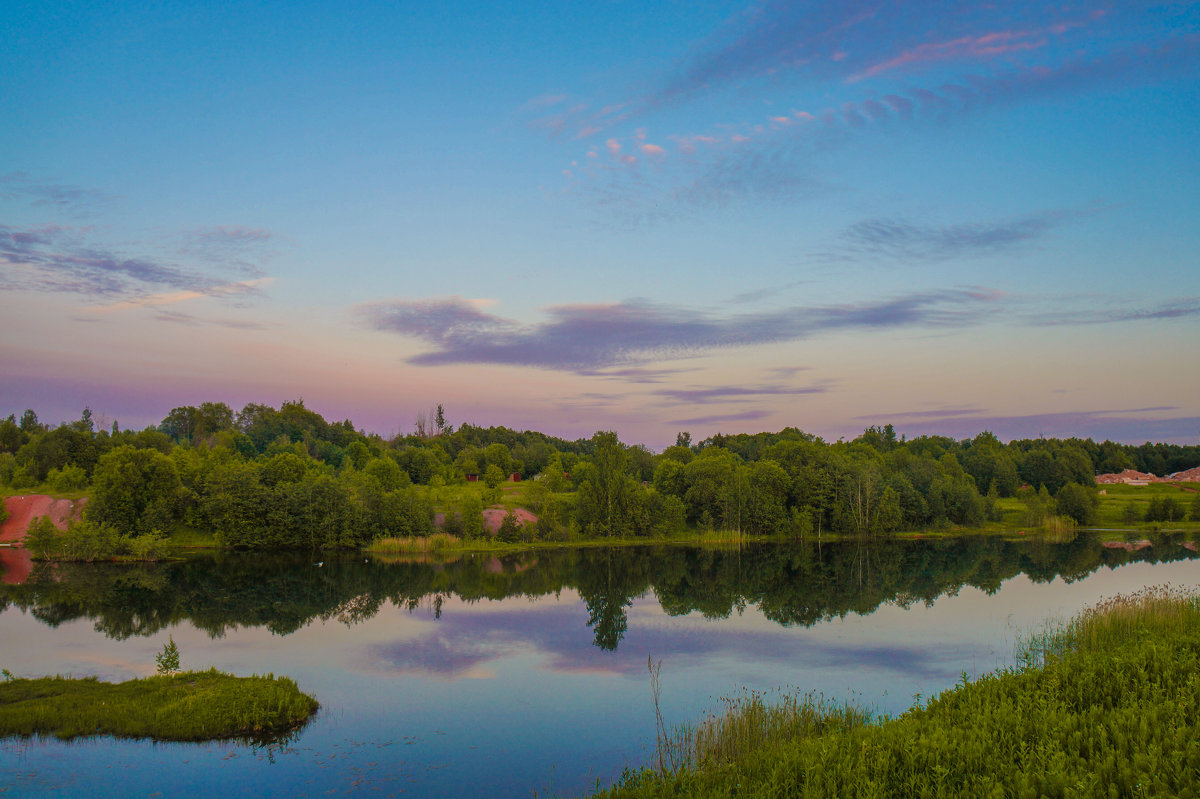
[0,668,318,743]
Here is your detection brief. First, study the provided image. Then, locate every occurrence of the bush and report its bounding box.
[125,530,170,561]
[495,511,526,543]
[1145,495,1184,523]
[47,464,88,492]
[22,516,62,558]
[1054,482,1098,525]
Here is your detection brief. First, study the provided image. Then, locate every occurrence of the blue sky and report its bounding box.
[2,0,1198,447]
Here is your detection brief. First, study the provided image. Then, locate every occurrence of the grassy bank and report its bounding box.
[596,585,1200,798]
[0,669,318,742]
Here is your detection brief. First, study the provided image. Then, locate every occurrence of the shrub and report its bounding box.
[1054,482,1097,525]
[156,637,181,675]
[495,512,526,543]
[22,516,62,558]
[125,530,170,561]
[47,464,88,492]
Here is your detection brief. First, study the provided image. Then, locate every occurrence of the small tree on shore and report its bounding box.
[156,637,181,675]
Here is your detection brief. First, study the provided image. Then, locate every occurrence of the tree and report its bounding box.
[156,637,181,675]
[86,446,182,535]
[577,431,632,536]
[1055,483,1098,525]
[483,464,505,488]
[435,404,446,435]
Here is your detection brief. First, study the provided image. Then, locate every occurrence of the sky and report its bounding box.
[2,0,1198,449]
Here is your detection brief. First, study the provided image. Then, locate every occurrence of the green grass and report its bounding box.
[596,585,1200,798]
[0,486,90,501]
[164,524,220,548]
[367,532,462,553]
[1093,482,1199,529]
[0,668,318,743]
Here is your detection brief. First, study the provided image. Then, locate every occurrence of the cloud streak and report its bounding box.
[360,290,1003,372]
[543,0,1198,219]
[0,222,274,306]
[808,208,1101,265]
[871,407,1200,446]
[654,383,827,405]
[0,173,112,214]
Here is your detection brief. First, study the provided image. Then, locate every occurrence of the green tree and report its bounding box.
[483,464,505,488]
[460,492,484,539]
[576,431,632,537]
[155,637,180,674]
[87,446,182,535]
[1055,483,1098,525]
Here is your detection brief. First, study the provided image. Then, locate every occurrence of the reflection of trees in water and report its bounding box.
[1,534,1196,650]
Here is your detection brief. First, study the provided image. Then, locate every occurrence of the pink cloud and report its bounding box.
[849,25,1078,81]
[640,143,665,156]
[605,138,622,155]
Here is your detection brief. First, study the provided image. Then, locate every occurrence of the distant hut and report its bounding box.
[509,472,522,482]
[465,473,479,482]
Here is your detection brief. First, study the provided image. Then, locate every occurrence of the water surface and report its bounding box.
[2,533,1197,797]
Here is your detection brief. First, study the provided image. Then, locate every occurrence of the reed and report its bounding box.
[367,532,462,553]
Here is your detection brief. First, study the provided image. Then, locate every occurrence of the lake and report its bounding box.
[2,533,1198,797]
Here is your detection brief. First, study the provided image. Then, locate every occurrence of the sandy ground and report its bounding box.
[481,507,538,534]
[1,494,88,544]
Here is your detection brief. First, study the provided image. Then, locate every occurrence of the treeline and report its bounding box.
[1,405,1198,548]
[3,536,1196,648]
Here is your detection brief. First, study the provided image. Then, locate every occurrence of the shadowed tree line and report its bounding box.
[2,534,1195,650]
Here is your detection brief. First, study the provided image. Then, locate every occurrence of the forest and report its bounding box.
[1,400,1198,551]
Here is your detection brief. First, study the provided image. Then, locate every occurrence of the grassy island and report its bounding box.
[597,586,1200,798]
[0,668,318,742]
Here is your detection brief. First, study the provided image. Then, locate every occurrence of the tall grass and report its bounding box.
[0,668,318,743]
[367,532,462,553]
[1018,583,1200,667]
[599,585,1200,798]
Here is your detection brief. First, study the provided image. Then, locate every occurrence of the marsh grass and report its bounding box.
[0,668,318,743]
[1018,583,1200,667]
[600,585,1200,798]
[368,533,462,553]
[1037,514,1076,541]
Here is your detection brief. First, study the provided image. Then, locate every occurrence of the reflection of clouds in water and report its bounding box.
[366,598,968,683]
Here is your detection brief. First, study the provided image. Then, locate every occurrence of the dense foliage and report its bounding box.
[2,405,1198,548]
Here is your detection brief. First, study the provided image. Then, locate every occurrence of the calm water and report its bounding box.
[2,534,1198,797]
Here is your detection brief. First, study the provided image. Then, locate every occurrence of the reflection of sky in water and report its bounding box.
[2,555,1198,798]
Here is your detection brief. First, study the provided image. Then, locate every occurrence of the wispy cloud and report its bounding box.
[670,410,773,426]
[87,277,274,312]
[541,1,1198,218]
[359,289,1003,372]
[654,383,827,405]
[576,366,700,384]
[0,173,112,214]
[847,24,1082,82]
[152,309,269,330]
[0,221,275,307]
[809,208,1100,265]
[869,407,1200,445]
[1027,297,1200,326]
